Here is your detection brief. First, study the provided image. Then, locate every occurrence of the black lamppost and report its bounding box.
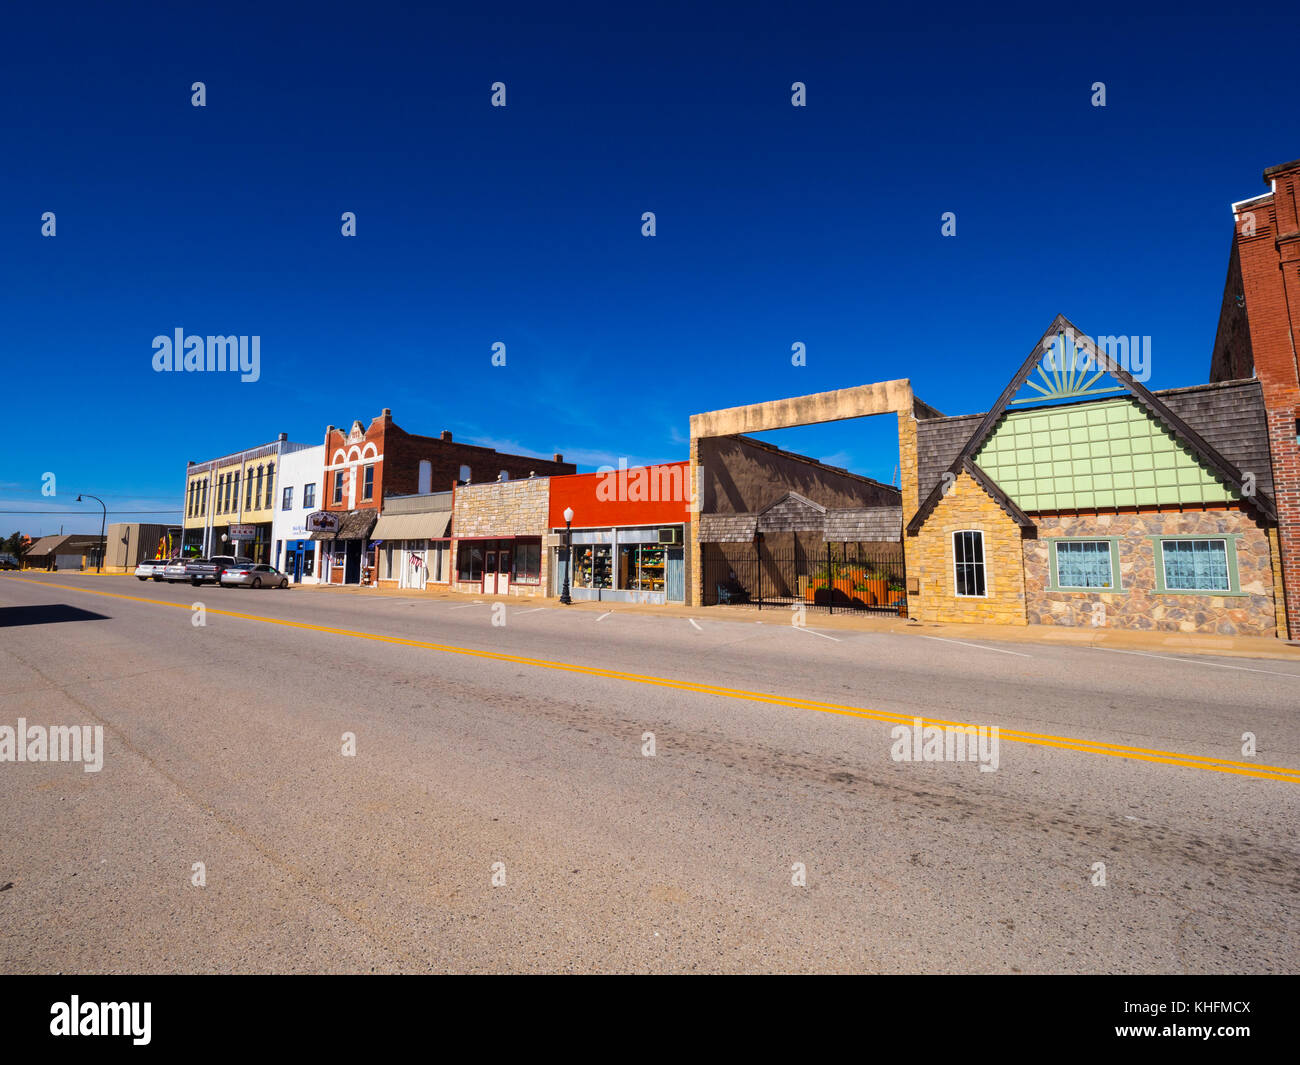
[559,506,574,604]
[76,493,106,573]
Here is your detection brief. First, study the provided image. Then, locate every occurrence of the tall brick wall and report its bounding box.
[1215,159,1300,638]
[324,410,575,514]
[908,471,1028,625]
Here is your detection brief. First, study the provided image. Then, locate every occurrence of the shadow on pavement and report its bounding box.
[0,604,111,627]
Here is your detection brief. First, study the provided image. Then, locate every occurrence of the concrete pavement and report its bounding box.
[1,572,1297,973]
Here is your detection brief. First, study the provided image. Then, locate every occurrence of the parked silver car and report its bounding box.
[220,563,290,589]
[186,555,252,586]
[162,558,195,582]
[134,561,168,581]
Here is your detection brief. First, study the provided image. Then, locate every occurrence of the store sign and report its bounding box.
[229,524,257,541]
[306,511,340,533]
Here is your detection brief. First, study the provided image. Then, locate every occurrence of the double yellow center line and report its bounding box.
[9,577,1300,783]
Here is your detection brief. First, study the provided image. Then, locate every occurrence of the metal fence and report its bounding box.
[702,541,907,616]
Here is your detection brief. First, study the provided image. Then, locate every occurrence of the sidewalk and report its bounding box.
[292,578,1300,662]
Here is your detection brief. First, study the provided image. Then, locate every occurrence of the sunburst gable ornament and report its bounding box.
[1011,329,1127,405]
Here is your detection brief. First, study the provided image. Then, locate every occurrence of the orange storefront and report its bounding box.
[547,462,691,603]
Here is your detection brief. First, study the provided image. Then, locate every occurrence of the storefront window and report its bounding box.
[513,539,541,584]
[457,542,485,582]
[574,545,612,589]
[621,543,667,592]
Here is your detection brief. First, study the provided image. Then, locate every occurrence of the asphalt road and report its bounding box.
[1,572,1297,973]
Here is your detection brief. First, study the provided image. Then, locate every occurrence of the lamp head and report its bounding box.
[563,507,574,524]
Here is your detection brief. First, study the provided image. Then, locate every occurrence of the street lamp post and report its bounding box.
[76,494,107,573]
[559,506,574,604]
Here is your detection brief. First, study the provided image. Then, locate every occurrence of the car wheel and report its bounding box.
[154,575,164,581]
[138,576,147,581]
[279,579,288,589]
[252,577,262,588]
[192,578,202,586]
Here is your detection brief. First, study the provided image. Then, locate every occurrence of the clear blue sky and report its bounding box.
[3,2,1297,536]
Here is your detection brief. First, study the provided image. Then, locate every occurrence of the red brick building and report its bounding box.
[1210,157,1300,639]
[314,408,575,584]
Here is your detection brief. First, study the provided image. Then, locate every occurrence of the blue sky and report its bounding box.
[3,2,1297,535]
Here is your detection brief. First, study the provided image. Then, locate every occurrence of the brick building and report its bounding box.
[314,409,575,585]
[1209,157,1300,639]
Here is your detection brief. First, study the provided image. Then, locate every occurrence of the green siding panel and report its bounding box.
[973,398,1238,512]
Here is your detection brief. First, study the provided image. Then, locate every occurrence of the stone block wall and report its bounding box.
[908,471,1028,624]
[1024,508,1277,637]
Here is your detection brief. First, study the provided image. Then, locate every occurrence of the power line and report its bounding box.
[0,510,180,516]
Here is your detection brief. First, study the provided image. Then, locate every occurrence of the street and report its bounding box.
[1,572,1297,974]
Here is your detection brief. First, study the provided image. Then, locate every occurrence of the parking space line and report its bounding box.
[915,635,1032,658]
[796,627,840,642]
[689,618,702,631]
[596,612,612,622]
[511,607,547,616]
[1091,646,1300,678]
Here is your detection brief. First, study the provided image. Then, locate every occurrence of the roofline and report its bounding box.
[906,314,1276,534]
[726,433,901,495]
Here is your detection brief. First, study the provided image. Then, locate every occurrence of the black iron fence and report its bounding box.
[702,541,907,616]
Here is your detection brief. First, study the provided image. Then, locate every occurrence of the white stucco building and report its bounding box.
[271,443,325,583]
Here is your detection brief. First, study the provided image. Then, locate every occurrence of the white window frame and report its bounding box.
[952,529,988,598]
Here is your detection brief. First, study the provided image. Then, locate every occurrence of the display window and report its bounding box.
[620,543,667,592]
[512,538,542,584]
[574,545,612,589]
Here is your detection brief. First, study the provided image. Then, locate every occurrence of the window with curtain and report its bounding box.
[1054,540,1114,589]
[953,530,986,597]
[303,483,316,509]
[362,464,374,500]
[1161,539,1230,592]
[333,470,345,504]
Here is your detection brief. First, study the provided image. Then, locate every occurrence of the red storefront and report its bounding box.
[547,461,691,603]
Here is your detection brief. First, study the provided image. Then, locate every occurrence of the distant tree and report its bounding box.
[6,532,32,562]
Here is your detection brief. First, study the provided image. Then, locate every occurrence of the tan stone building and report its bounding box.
[450,476,551,597]
[904,316,1283,637]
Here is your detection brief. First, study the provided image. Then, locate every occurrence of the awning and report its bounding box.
[697,514,758,543]
[371,509,452,541]
[310,509,378,541]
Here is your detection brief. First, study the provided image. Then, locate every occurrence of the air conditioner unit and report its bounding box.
[657,527,682,545]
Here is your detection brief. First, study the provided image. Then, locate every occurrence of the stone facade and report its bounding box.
[908,471,1028,625]
[1025,508,1276,637]
[451,477,550,598]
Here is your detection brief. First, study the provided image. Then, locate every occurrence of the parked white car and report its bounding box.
[134,561,167,581]
[220,563,290,589]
